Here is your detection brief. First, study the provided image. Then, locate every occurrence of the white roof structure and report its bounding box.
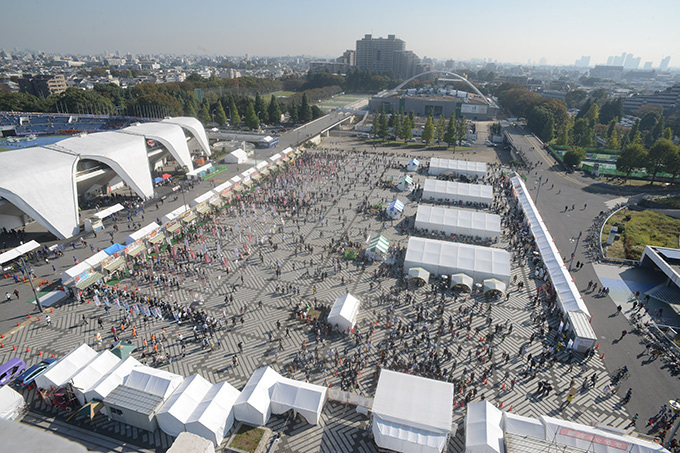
[224,148,248,164]
[372,369,454,453]
[422,179,493,205]
[61,262,93,283]
[185,381,241,447]
[408,267,430,283]
[0,386,24,421]
[119,122,194,171]
[35,344,98,390]
[125,222,160,244]
[234,366,327,427]
[429,158,487,178]
[162,117,211,156]
[0,117,208,240]
[451,273,474,290]
[406,158,420,171]
[483,279,507,295]
[186,163,214,178]
[415,205,501,239]
[71,350,121,405]
[124,366,184,399]
[157,374,213,438]
[387,199,405,218]
[91,203,124,220]
[161,204,189,224]
[397,176,414,192]
[465,402,504,453]
[0,240,41,266]
[191,190,215,207]
[503,412,544,439]
[84,356,141,403]
[327,293,361,332]
[404,237,511,284]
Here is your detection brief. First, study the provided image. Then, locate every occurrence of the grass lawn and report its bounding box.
[229,425,265,453]
[269,90,295,98]
[653,196,680,208]
[602,209,680,260]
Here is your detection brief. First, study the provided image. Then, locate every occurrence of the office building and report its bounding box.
[18,74,67,97]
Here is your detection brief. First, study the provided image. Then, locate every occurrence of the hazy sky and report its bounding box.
[2,0,678,67]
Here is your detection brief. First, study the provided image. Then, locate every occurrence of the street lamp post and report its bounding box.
[20,256,43,312]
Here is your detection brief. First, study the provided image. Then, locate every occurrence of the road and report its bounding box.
[506,125,679,429]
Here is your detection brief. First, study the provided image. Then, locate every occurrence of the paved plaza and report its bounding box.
[1,137,635,452]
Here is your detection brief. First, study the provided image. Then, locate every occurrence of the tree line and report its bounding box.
[371,107,467,148]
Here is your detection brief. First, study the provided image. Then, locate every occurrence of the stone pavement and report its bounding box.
[1,138,634,452]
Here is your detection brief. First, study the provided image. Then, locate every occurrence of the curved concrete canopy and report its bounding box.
[0,148,79,239]
[118,122,194,172]
[58,132,154,199]
[383,70,496,107]
[162,117,211,156]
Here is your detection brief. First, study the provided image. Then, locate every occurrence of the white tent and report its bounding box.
[408,267,430,284]
[397,176,414,192]
[125,222,160,245]
[429,158,487,178]
[35,344,97,390]
[233,366,327,427]
[327,293,361,332]
[404,237,511,284]
[366,235,390,259]
[185,381,241,447]
[84,356,141,403]
[224,148,248,164]
[124,366,184,399]
[451,273,473,291]
[386,199,405,218]
[483,279,506,295]
[406,158,420,172]
[270,380,327,425]
[415,205,501,240]
[372,369,454,453]
[422,179,493,205]
[0,386,25,421]
[503,412,544,439]
[157,374,213,438]
[84,250,109,268]
[71,350,121,405]
[465,401,504,453]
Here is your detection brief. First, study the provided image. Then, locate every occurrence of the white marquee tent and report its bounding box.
[366,235,390,259]
[185,381,241,447]
[35,344,97,390]
[465,402,504,453]
[84,356,141,404]
[415,205,500,240]
[372,369,454,453]
[483,279,506,296]
[157,374,213,438]
[124,366,184,399]
[71,350,121,405]
[327,293,361,332]
[386,199,405,218]
[269,380,327,425]
[224,149,248,164]
[422,179,493,205]
[404,237,511,284]
[428,158,487,178]
[397,176,414,192]
[406,158,420,172]
[451,273,473,291]
[125,222,160,245]
[408,267,430,284]
[0,386,25,421]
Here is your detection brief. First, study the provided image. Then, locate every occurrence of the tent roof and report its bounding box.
[0,240,40,266]
[85,356,141,402]
[157,374,213,437]
[483,278,507,294]
[367,235,390,254]
[465,401,504,453]
[408,267,430,282]
[503,412,545,439]
[373,369,453,434]
[451,273,473,289]
[70,350,120,397]
[124,366,184,398]
[423,179,493,203]
[125,222,160,244]
[415,205,501,237]
[35,344,97,389]
[387,199,405,211]
[398,175,414,185]
[429,158,487,177]
[104,243,126,255]
[84,250,109,267]
[186,381,240,441]
[328,293,361,327]
[0,385,24,420]
[407,158,420,165]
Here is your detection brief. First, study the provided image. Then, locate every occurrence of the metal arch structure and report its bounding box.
[380,70,497,107]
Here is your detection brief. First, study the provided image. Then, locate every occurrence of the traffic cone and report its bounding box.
[50,308,54,313]
[26,347,30,353]
[27,314,31,318]
[38,350,43,356]
[500,402,503,407]
[37,317,41,321]
[12,345,16,351]
[600,354,605,359]
[595,343,599,349]
[16,321,20,326]
[0,333,4,338]
[0,343,3,348]
[509,406,513,412]
[51,353,55,358]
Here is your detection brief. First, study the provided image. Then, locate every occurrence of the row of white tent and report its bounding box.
[33,343,327,447]
[404,237,511,284]
[428,158,487,179]
[510,175,597,352]
[465,401,668,453]
[415,205,501,240]
[422,179,494,206]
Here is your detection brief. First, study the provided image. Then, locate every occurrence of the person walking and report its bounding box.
[45,315,51,326]
[619,330,627,341]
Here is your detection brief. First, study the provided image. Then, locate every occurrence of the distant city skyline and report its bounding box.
[2,0,678,67]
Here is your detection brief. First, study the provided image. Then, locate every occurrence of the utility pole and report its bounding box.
[20,256,43,312]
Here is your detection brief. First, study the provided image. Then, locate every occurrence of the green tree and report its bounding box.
[402,114,413,142]
[563,147,586,168]
[377,109,389,141]
[422,115,435,145]
[556,121,571,146]
[214,101,227,126]
[229,99,241,127]
[184,99,197,118]
[646,138,677,184]
[244,101,260,130]
[664,147,680,184]
[393,114,402,141]
[584,102,599,127]
[444,113,457,148]
[299,93,313,122]
[606,119,620,149]
[267,95,282,125]
[198,101,211,124]
[564,90,588,109]
[663,127,673,140]
[571,118,593,147]
[436,116,446,145]
[370,115,378,139]
[456,116,467,145]
[254,92,267,123]
[616,143,647,181]
[288,100,299,124]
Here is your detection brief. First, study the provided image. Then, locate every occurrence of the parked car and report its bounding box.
[0,358,27,386]
[11,357,56,389]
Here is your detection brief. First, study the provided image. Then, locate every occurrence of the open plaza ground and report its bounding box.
[0,135,640,452]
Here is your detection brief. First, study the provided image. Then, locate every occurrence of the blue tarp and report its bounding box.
[104,243,126,255]
[154,177,164,183]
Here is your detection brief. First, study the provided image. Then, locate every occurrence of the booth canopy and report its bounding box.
[125,222,160,245]
[465,401,504,453]
[185,381,241,447]
[483,279,506,295]
[157,374,213,438]
[104,243,126,255]
[406,158,420,171]
[367,235,390,255]
[0,240,40,266]
[71,350,121,405]
[327,293,361,332]
[423,179,493,205]
[404,237,511,284]
[415,205,501,239]
[35,344,98,390]
[408,267,430,283]
[451,273,474,290]
[397,176,414,192]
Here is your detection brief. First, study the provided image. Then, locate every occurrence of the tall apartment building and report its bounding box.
[355,34,420,78]
[18,74,67,97]
[622,84,680,112]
